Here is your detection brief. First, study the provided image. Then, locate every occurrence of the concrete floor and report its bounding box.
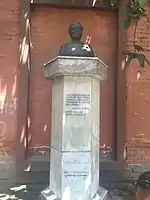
[0,186,136,200]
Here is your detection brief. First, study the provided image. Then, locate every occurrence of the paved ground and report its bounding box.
[0,183,46,200]
[0,185,136,200]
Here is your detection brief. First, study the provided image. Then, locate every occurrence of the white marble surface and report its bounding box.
[50,76,100,200]
[91,78,100,197]
[63,76,91,151]
[50,148,62,198]
[62,152,91,200]
[44,56,107,80]
[51,77,64,151]
[46,57,107,200]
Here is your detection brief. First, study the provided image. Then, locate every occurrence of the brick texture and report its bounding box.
[0,0,19,155]
[126,4,150,165]
[29,6,117,158]
[0,0,19,187]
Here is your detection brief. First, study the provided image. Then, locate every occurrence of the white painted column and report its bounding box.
[42,56,108,200]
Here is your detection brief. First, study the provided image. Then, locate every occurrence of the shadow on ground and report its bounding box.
[0,183,48,200]
[0,184,136,200]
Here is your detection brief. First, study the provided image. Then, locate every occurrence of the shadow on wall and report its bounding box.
[0,67,17,156]
[0,0,20,157]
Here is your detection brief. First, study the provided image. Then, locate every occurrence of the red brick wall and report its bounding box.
[29,6,117,159]
[3,0,150,174]
[0,0,19,156]
[0,0,19,186]
[2,0,150,171]
[126,4,150,166]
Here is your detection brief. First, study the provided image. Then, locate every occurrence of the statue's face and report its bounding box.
[68,23,83,40]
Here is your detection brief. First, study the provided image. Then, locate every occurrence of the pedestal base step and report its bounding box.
[39,186,112,200]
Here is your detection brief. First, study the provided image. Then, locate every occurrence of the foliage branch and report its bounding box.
[93,0,150,69]
[122,0,149,70]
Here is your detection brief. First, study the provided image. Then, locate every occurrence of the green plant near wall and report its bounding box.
[109,0,150,69]
[123,0,149,70]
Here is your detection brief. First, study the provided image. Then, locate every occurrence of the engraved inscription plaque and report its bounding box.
[65,93,90,116]
[62,152,91,200]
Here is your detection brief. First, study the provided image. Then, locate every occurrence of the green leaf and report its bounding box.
[138,0,149,8]
[137,53,149,67]
[109,0,118,7]
[123,51,137,71]
[137,54,145,67]
[124,15,132,28]
[123,51,149,70]
[134,44,145,51]
[124,56,133,71]
[139,7,146,12]
[122,51,129,55]
[122,51,137,59]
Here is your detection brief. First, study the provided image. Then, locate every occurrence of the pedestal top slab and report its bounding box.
[44,56,108,80]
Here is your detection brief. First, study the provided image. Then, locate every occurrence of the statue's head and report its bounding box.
[68,23,83,41]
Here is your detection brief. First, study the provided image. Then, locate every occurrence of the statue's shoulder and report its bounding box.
[60,42,70,48]
[59,42,72,56]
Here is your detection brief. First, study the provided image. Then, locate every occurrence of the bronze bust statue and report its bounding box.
[59,23,95,57]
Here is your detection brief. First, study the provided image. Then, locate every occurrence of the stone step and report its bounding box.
[18,170,49,184]
[0,180,14,192]
[1,183,48,200]
[24,156,49,171]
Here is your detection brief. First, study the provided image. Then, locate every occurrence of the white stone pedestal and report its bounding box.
[42,56,108,200]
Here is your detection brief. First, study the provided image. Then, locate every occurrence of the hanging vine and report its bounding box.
[110,0,150,69]
[92,0,149,69]
[123,0,149,70]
